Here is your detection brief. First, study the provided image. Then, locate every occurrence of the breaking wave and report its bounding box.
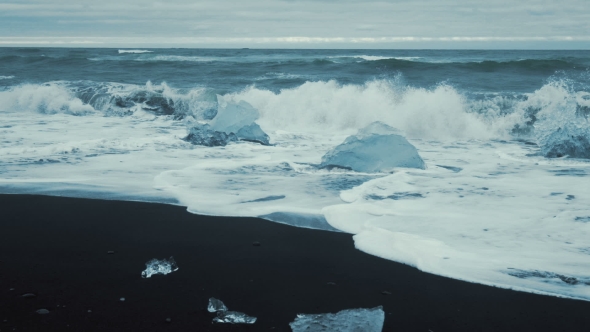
[1,75,588,144]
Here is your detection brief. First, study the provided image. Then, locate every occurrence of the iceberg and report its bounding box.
[141,256,179,278]
[185,99,270,146]
[320,122,425,172]
[207,297,257,324]
[289,306,385,332]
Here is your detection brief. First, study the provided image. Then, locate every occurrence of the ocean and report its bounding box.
[1,48,589,301]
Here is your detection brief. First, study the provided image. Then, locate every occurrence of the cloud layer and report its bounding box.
[1,0,589,48]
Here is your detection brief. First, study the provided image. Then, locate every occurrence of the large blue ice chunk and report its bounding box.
[289,306,385,332]
[534,99,590,158]
[210,100,259,134]
[210,99,270,145]
[538,127,590,158]
[185,99,270,146]
[185,123,238,147]
[320,122,425,172]
[531,85,590,158]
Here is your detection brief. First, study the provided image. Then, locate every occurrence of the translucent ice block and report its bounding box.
[140,256,179,278]
[289,306,384,332]
[207,297,257,324]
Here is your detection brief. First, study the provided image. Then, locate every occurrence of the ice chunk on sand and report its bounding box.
[320,122,425,172]
[141,256,179,278]
[213,311,258,324]
[207,297,257,324]
[289,306,384,332]
[207,297,228,313]
[185,99,270,146]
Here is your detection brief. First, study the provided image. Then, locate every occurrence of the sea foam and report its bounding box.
[2,76,590,302]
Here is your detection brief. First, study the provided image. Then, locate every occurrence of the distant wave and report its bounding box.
[0,75,14,80]
[315,56,583,73]
[118,50,153,54]
[353,55,422,61]
[90,55,218,62]
[254,72,307,81]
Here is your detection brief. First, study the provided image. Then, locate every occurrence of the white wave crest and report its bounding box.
[0,83,95,115]
[529,80,590,158]
[353,55,421,61]
[118,50,153,54]
[0,75,15,80]
[91,55,218,62]
[223,79,505,140]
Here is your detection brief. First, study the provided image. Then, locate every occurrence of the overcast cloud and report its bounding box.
[0,0,589,48]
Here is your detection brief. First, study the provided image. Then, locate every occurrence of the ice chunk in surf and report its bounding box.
[185,99,270,146]
[320,122,425,172]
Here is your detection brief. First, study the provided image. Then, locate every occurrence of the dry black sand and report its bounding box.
[1,194,589,331]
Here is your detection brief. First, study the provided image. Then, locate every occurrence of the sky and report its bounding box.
[0,0,589,49]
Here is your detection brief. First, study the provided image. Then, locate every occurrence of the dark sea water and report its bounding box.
[1,48,590,301]
[1,48,589,93]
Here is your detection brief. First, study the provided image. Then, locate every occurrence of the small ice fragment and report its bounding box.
[36,309,50,314]
[9,288,14,291]
[120,297,125,302]
[21,293,36,298]
[289,306,385,332]
[213,311,257,324]
[88,310,92,313]
[107,251,115,254]
[207,297,228,313]
[165,317,172,323]
[207,297,256,324]
[141,256,179,278]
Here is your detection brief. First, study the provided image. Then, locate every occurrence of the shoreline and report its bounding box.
[1,194,589,331]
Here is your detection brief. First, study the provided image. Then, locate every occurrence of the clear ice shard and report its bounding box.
[289,306,385,332]
[141,256,179,278]
[320,122,425,172]
[207,297,228,313]
[184,99,270,146]
[207,297,257,324]
[213,311,258,324]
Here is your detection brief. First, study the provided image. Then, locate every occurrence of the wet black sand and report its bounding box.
[1,194,589,331]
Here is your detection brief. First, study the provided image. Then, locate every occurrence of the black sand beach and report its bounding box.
[1,194,589,331]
